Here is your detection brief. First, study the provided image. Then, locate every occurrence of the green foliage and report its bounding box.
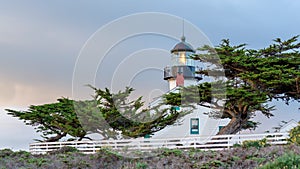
[259,152,300,169]
[241,138,269,149]
[136,162,148,169]
[188,36,300,134]
[233,143,242,148]
[89,85,182,138]
[26,158,48,167]
[5,85,183,141]
[231,155,241,161]
[5,98,87,142]
[160,148,183,157]
[49,146,79,154]
[250,157,266,164]
[188,148,203,158]
[96,147,122,159]
[0,149,14,158]
[200,160,226,168]
[288,122,300,145]
[13,150,31,158]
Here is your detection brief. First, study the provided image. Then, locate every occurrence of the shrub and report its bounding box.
[13,150,31,158]
[242,138,269,149]
[136,162,148,169]
[259,152,300,169]
[0,149,14,158]
[27,158,49,167]
[48,146,79,154]
[233,143,242,148]
[97,147,122,158]
[161,148,182,157]
[288,122,300,145]
[200,160,226,168]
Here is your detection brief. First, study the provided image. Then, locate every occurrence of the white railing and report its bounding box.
[29,132,289,154]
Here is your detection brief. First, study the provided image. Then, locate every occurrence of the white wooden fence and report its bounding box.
[29,132,289,154]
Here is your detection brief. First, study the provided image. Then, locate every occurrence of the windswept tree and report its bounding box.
[165,36,300,135]
[5,86,186,141]
[83,86,190,138]
[5,98,87,142]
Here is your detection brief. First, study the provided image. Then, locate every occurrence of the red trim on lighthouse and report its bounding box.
[176,73,184,86]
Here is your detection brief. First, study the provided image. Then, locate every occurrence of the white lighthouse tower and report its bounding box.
[164,35,202,90]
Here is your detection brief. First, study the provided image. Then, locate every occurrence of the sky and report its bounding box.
[0,0,299,150]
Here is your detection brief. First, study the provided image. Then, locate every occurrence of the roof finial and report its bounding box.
[181,18,185,42]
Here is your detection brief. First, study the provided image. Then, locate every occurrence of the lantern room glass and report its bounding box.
[171,51,195,67]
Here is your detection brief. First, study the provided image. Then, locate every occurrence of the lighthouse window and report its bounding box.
[179,52,186,65]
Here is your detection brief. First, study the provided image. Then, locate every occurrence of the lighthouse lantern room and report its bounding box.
[164,36,202,90]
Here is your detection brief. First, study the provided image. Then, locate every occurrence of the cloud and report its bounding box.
[0,11,89,107]
[0,80,72,107]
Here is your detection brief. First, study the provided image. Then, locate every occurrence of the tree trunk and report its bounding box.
[45,133,67,142]
[217,117,248,135]
[78,136,92,141]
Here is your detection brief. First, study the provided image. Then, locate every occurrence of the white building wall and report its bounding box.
[168,79,176,91]
[279,119,298,133]
[150,76,230,140]
[151,104,230,139]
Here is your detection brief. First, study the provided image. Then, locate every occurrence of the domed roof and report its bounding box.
[170,36,195,53]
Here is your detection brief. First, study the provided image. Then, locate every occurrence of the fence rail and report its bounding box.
[29,132,289,154]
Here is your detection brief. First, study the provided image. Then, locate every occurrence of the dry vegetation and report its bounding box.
[1,143,300,169]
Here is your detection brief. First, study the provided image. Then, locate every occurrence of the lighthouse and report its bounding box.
[150,35,230,139]
[163,36,202,90]
[150,33,230,139]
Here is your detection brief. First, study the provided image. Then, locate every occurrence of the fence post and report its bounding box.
[227,135,230,149]
[93,142,95,153]
[138,140,140,150]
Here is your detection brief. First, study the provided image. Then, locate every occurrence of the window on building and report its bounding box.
[171,106,180,111]
[219,126,224,131]
[190,118,199,134]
